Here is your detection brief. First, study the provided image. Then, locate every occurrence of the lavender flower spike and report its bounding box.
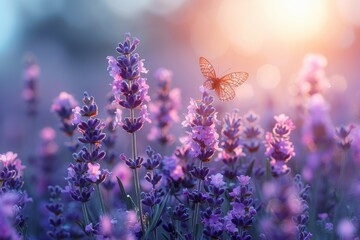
[182,86,219,163]
[148,68,181,146]
[264,114,295,177]
[107,33,150,233]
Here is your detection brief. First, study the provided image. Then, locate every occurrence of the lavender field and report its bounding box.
[1,1,360,239]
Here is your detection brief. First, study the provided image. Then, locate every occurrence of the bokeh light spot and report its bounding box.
[256,64,281,89]
[235,82,254,101]
[329,75,348,93]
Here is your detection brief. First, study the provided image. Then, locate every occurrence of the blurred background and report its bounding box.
[1,0,360,151]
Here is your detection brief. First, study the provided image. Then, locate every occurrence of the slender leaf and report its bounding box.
[246,159,255,176]
[145,192,170,238]
[116,176,132,210]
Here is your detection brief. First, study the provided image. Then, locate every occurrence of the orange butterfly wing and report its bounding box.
[199,57,217,80]
[215,82,236,101]
[220,72,249,87]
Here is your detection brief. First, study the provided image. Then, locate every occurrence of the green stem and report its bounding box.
[82,202,90,225]
[96,184,106,215]
[130,107,145,233]
[192,161,203,240]
[82,202,94,239]
[333,150,349,234]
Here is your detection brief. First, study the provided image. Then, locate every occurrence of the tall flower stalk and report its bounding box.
[148,68,181,147]
[66,92,108,235]
[182,87,219,239]
[107,33,151,233]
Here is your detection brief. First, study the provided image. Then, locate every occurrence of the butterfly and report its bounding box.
[199,57,249,101]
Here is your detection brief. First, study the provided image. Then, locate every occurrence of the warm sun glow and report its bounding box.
[217,0,329,52]
[263,0,329,42]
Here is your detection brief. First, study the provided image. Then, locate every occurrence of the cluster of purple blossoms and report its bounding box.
[181,87,220,238]
[148,68,181,146]
[296,54,329,98]
[301,94,335,180]
[107,32,151,134]
[293,175,312,240]
[96,210,139,239]
[51,92,79,150]
[22,55,40,115]
[65,92,108,232]
[260,177,303,240]
[0,152,32,238]
[46,185,70,239]
[36,127,59,194]
[217,110,246,180]
[335,124,355,150]
[0,193,21,239]
[264,114,295,177]
[225,175,258,240]
[241,111,264,154]
[201,173,226,239]
[182,87,219,163]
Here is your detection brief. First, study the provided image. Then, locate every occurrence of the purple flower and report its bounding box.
[261,178,302,240]
[66,93,107,205]
[264,114,295,177]
[182,87,219,162]
[209,173,225,188]
[148,68,181,145]
[110,162,133,191]
[296,54,329,97]
[46,186,70,239]
[87,163,101,183]
[241,111,264,154]
[107,33,151,134]
[52,92,79,138]
[337,219,356,240]
[22,55,39,115]
[224,175,257,239]
[217,110,245,163]
[0,152,25,177]
[0,193,21,240]
[52,92,79,119]
[335,124,355,150]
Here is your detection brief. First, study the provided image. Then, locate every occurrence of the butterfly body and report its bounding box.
[199,57,249,101]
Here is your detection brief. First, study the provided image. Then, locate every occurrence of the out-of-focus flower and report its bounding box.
[46,186,70,239]
[264,114,295,177]
[0,193,21,240]
[148,68,181,146]
[209,173,225,188]
[337,219,356,240]
[0,151,31,237]
[52,91,79,138]
[261,178,302,240]
[51,92,78,119]
[218,110,245,162]
[22,55,40,115]
[296,54,329,97]
[170,165,184,181]
[335,124,355,150]
[110,162,133,191]
[241,111,264,154]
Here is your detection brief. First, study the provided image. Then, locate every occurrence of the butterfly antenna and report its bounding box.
[220,67,232,76]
